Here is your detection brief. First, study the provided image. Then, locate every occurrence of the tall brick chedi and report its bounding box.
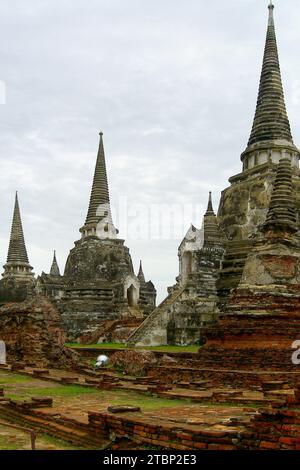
[208,155,300,365]
[79,132,118,240]
[42,132,156,341]
[2,192,34,285]
[217,2,300,301]
[129,2,300,346]
[230,156,300,307]
[195,4,300,363]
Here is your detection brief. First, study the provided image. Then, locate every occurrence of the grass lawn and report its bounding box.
[67,342,127,349]
[66,342,199,353]
[0,371,189,410]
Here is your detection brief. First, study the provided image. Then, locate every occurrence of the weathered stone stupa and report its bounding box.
[217,1,300,303]
[201,155,300,368]
[129,2,300,347]
[39,132,156,340]
[50,250,60,277]
[199,3,300,364]
[227,156,300,316]
[0,196,77,368]
[0,192,34,301]
[38,250,64,299]
[137,261,156,315]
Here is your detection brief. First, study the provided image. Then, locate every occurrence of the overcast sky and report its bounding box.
[1,0,300,302]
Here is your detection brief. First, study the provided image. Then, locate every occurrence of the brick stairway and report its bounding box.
[127,285,186,346]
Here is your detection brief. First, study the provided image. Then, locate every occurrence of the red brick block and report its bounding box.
[134,425,144,431]
[208,444,236,451]
[281,424,300,433]
[171,444,190,450]
[159,435,170,442]
[217,445,237,451]
[193,442,207,450]
[279,437,294,445]
[175,433,193,441]
[200,430,227,438]
[260,441,279,450]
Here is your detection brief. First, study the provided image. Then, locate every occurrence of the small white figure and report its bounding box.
[95,354,109,369]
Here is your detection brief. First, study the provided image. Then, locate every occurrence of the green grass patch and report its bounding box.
[0,371,190,410]
[6,385,188,409]
[106,391,189,410]
[142,345,198,353]
[67,342,199,353]
[0,373,33,384]
[6,384,100,400]
[67,342,127,349]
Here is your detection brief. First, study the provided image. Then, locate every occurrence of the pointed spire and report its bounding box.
[205,191,214,215]
[268,1,274,18]
[247,2,293,147]
[7,192,29,264]
[80,132,118,239]
[137,260,145,283]
[3,192,34,281]
[203,192,223,244]
[50,250,60,277]
[262,157,297,235]
[85,132,110,226]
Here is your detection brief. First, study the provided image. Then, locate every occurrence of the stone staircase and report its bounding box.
[127,285,186,346]
[80,315,143,344]
[80,319,121,344]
